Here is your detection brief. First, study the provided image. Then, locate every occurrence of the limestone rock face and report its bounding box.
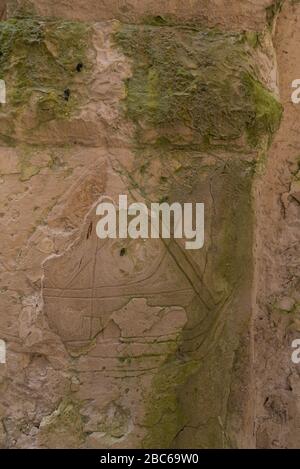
[0,0,299,449]
[6,0,277,31]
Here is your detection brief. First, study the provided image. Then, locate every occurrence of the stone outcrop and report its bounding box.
[0,0,298,449]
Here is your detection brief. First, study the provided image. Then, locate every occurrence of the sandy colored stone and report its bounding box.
[0,0,299,450]
[253,0,300,449]
[7,0,277,31]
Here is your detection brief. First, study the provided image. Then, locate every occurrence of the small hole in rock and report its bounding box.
[63,88,70,101]
[120,248,126,256]
[76,62,83,72]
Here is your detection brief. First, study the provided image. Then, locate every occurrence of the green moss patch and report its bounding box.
[142,358,198,448]
[115,25,282,150]
[0,18,90,120]
[243,73,282,148]
[39,397,85,448]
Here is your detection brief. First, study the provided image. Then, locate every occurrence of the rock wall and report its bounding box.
[0,0,298,448]
[253,0,300,449]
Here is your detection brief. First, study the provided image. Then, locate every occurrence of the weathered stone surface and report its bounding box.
[0,20,132,146]
[6,0,278,31]
[252,0,300,449]
[0,0,299,450]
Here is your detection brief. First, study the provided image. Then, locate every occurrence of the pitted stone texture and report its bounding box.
[253,0,300,449]
[0,0,294,450]
[0,21,132,146]
[8,0,276,31]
